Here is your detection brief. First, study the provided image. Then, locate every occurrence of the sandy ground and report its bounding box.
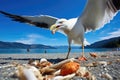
[0,51,120,80]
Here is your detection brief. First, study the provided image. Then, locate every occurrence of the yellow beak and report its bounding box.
[50,24,58,34]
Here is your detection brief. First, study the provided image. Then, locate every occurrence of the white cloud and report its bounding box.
[100,29,120,40]
[27,34,46,39]
[73,38,90,46]
[15,34,56,44]
[84,38,90,46]
[16,38,35,44]
[15,33,90,45]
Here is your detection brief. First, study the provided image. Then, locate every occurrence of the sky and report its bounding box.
[0,0,120,46]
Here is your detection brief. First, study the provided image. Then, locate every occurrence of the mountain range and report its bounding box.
[0,41,55,49]
[86,36,120,48]
[0,36,120,49]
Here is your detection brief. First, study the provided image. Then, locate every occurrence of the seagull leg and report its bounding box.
[66,39,71,59]
[82,43,85,57]
[78,42,87,61]
[66,45,71,59]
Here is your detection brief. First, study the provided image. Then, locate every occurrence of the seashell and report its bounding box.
[28,58,52,68]
[85,62,98,67]
[51,76,64,80]
[98,61,108,66]
[38,58,53,68]
[53,70,61,76]
[28,59,40,67]
[12,61,19,66]
[16,65,43,80]
[60,61,80,76]
[40,58,47,63]
[92,62,98,67]
[116,59,120,62]
[101,73,113,80]
[90,61,112,67]
[89,52,98,58]
[15,66,27,80]
[78,56,87,61]
[40,58,80,75]
[23,68,38,80]
[91,75,97,80]
[40,68,57,75]
[76,67,87,77]
[40,61,53,68]
[32,60,39,66]
[43,75,55,80]
[76,67,96,80]
[28,59,34,64]
[51,73,75,80]
[107,61,112,65]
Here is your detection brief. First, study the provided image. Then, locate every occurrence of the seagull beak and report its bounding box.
[50,24,59,34]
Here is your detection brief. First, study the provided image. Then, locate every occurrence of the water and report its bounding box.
[0,48,114,54]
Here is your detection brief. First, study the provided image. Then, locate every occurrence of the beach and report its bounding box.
[0,51,120,80]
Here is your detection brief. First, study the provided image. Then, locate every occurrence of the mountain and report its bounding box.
[29,44,55,49]
[0,41,55,49]
[55,46,80,49]
[86,37,120,48]
[1,36,120,49]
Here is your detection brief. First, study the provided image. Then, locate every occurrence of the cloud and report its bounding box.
[84,38,90,46]
[16,38,35,44]
[15,33,90,45]
[15,34,56,44]
[100,29,120,40]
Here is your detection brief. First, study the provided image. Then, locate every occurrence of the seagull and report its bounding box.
[0,0,120,59]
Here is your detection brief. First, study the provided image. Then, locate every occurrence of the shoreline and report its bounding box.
[0,51,119,58]
[0,51,120,65]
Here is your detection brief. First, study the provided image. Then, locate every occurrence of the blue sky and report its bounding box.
[0,0,120,46]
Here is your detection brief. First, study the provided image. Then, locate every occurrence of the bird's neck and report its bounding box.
[63,29,70,35]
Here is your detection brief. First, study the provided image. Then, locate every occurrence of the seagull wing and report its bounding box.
[80,0,120,31]
[0,11,58,29]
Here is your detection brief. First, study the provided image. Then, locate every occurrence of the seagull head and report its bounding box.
[50,19,67,34]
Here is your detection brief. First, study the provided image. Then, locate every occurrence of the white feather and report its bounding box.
[80,0,119,32]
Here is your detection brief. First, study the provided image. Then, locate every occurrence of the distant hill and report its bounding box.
[0,41,55,49]
[86,37,120,48]
[55,46,80,49]
[1,36,120,49]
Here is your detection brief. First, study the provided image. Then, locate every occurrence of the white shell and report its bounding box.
[40,58,47,63]
[23,69,38,80]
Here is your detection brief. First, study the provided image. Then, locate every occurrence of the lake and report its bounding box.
[0,48,115,54]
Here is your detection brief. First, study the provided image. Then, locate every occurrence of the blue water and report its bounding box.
[0,48,114,54]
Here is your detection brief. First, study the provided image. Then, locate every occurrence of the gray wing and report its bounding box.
[0,11,58,29]
[80,0,120,31]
